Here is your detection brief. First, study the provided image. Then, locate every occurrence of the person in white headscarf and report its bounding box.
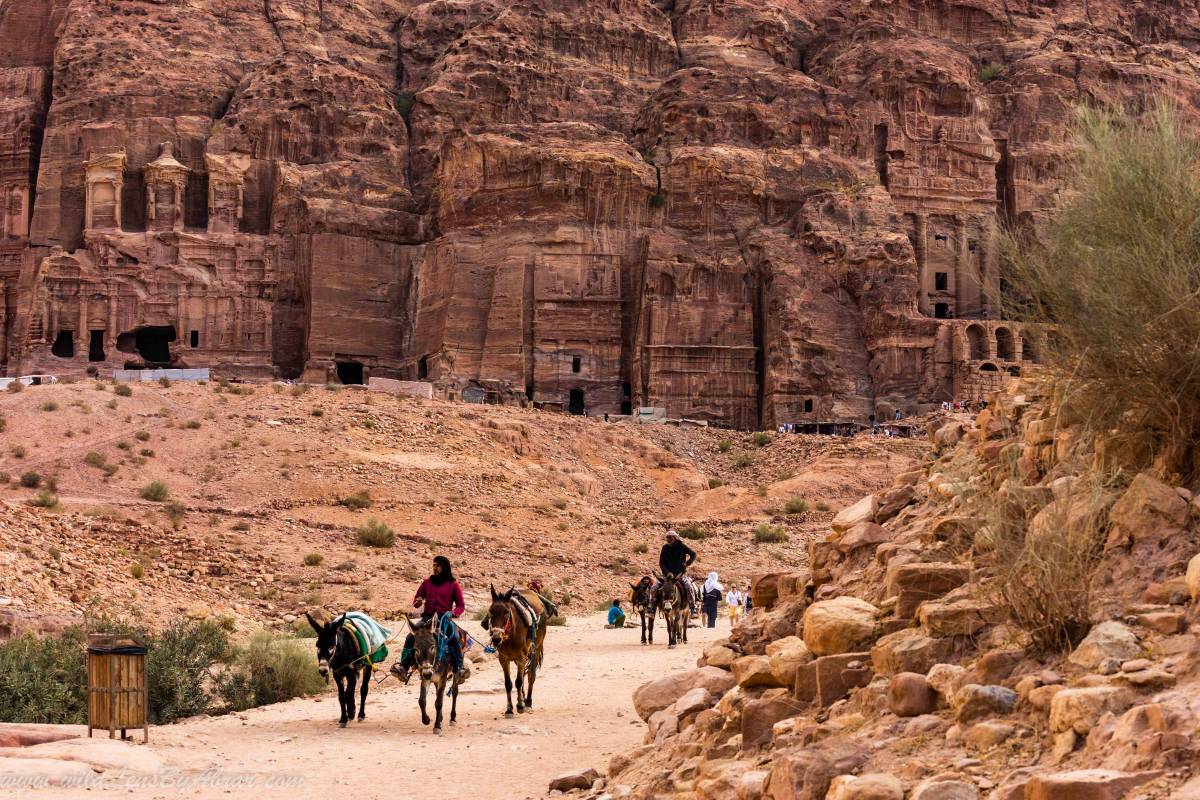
[702,571,723,628]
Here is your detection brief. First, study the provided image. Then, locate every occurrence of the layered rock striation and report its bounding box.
[2,1,1197,424]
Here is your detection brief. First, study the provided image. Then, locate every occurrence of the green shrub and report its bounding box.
[165,502,187,529]
[41,401,58,412]
[232,521,251,532]
[732,452,755,469]
[0,414,5,432]
[311,408,324,417]
[338,490,372,511]
[677,522,707,540]
[130,562,144,579]
[6,379,24,394]
[302,552,324,567]
[717,438,732,453]
[29,490,59,509]
[113,384,132,397]
[1004,103,1200,479]
[117,441,131,450]
[84,451,107,469]
[94,381,107,391]
[324,383,341,393]
[10,445,25,459]
[158,377,172,388]
[815,500,830,512]
[146,619,229,723]
[396,91,417,121]
[289,385,307,398]
[708,477,725,489]
[140,448,155,458]
[649,191,667,208]
[135,430,151,442]
[140,481,170,502]
[751,431,771,447]
[184,420,202,429]
[752,523,788,543]
[552,497,568,510]
[19,471,41,489]
[785,496,810,515]
[217,631,325,711]
[979,63,1004,82]
[356,518,395,548]
[0,629,89,723]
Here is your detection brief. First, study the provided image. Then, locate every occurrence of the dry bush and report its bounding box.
[1004,103,1200,479]
[113,384,132,397]
[6,380,24,394]
[140,481,170,502]
[356,518,395,548]
[677,522,707,540]
[338,490,372,511]
[785,496,809,515]
[752,523,788,543]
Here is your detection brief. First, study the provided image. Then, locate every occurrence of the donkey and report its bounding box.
[630,577,656,645]
[486,585,548,716]
[653,574,691,648]
[307,612,373,727]
[407,614,462,733]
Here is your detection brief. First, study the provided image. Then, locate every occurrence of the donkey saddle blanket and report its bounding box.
[339,611,392,663]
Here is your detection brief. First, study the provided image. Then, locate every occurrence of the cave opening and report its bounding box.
[568,388,586,415]
[116,326,177,365]
[418,355,429,380]
[874,123,890,189]
[51,330,75,358]
[336,360,364,385]
[622,382,632,415]
[89,331,105,362]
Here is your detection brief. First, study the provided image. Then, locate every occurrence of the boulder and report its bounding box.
[874,484,916,523]
[672,687,715,718]
[732,656,781,688]
[794,653,874,707]
[752,573,787,611]
[1106,473,1188,550]
[884,562,970,618]
[765,741,866,800]
[888,672,937,717]
[951,684,1017,723]
[1049,687,1134,735]
[969,648,1023,685]
[633,667,736,721]
[766,636,813,686]
[927,663,968,701]
[549,768,601,792]
[832,494,877,533]
[963,720,1017,750]
[1068,621,1140,670]
[871,628,953,676]
[909,776,979,800]
[1187,553,1200,603]
[741,692,798,749]
[918,597,1001,637]
[834,521,890,555]
[1024,769,1163,800]
[827,773,904,800]
[802,597,878,657]
[704,644,737,669]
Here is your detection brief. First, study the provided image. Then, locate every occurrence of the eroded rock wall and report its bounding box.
[3,0,1198,423]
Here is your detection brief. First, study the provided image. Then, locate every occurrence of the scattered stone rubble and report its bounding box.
[591,380,1200,800]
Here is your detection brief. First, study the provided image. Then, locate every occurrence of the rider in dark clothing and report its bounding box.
[658,530,698,611]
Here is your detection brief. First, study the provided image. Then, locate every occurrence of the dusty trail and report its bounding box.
[26,614,725,800]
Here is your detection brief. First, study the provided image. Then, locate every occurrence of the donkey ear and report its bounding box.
[630,583,639,591]
[305,612,322,635]
[331,614,346,631]
[490,583,499,601]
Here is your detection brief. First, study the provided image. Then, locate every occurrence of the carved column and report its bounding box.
[914,214,930,315]
[204,153,248,234]
[0,185,8,238]
[77,289,88,356]
[107,291,118,346]
[177,284,187,345]
[0,279,7,364]
[954,215,968,317]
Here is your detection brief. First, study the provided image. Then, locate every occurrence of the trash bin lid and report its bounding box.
[87,633,147,655]
[87,644,147,655]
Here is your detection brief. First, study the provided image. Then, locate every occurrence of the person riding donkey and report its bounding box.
[657,530,698,614]
[392,556,470,684]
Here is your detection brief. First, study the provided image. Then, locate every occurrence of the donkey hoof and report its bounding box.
[339,720,347,728]
[433,726,442,735]
[449,719,457,726]
[505,710,514,718]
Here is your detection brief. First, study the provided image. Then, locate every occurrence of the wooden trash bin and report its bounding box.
[87,633,149,742]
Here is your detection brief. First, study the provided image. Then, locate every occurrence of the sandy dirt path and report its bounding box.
[24,614,725,800]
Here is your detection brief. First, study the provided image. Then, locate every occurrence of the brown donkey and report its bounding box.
[486,585,548,716]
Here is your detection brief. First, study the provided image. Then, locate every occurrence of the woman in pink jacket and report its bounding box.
[394,556,468,682]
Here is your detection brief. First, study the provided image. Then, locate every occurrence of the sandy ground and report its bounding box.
[16,613,725,800]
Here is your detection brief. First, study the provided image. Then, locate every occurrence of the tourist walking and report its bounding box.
[702,572,723,628]
[725,585,743,624]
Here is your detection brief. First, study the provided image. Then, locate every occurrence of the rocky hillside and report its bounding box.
[0,379,921,635]
[6,2,1200,424]
[601,380,1200,800]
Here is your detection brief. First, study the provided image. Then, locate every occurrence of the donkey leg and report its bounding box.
[357,665,370,720]
[515,662,526,713]
[640,613,647,645]
[419,679,430,726]
[344,669,358,721]
[450,677,459,724]
[525,662,536,710]
[433,679,445,733]
[334,672,348,727]
[501,658,515,717]
[647,613,655,645]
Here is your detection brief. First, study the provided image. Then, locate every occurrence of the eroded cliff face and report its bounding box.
[2,1,1198,424]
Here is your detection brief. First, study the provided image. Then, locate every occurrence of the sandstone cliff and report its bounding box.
[3,1,1199,426]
